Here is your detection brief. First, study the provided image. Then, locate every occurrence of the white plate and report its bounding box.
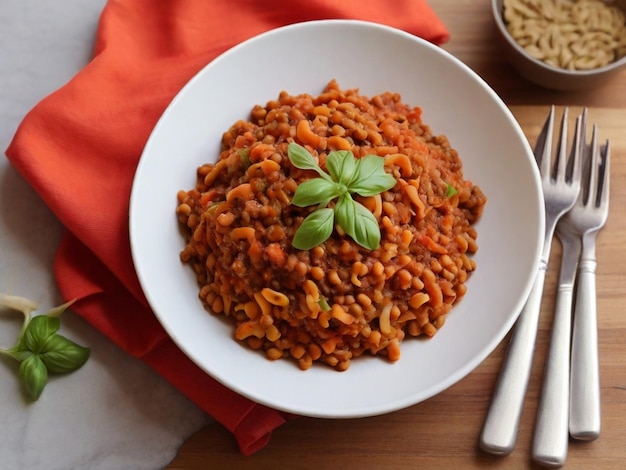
[130,20,544,418]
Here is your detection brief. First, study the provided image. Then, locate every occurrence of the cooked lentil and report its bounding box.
[176,80,487,371]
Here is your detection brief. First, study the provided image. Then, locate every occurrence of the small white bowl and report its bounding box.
[492,0,626,91]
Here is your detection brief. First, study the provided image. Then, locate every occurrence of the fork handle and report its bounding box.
[479,269,545,455]
[532,283,573,467]
[569,259,601,441]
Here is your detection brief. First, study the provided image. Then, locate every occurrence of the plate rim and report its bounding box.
[129,19,545,418]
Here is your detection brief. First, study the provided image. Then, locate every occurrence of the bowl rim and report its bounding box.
[491,0,626,75]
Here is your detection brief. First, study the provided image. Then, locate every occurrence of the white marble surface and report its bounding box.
[0,1,211,469]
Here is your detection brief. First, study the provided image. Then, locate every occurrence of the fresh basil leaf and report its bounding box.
[22,315,61,353]
[292,178,342,208]
[1,293,92,401]
[333,193,356,238]
[40,334,90,374]
[19,354,48,400]
[287,142,329,179]
[335,195,381,250]
[348,155,396,196]
[292,208,335,250]
[326,150,357,186]
[352,200,382,250]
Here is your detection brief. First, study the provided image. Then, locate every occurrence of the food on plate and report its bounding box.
[176,80,486,371]
[503,0,626,70]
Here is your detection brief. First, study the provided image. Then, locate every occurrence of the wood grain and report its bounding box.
[166,2,626,468]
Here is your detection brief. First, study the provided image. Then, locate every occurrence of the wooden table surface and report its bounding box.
[166,2,626,468]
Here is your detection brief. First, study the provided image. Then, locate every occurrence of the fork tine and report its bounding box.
[571,110,586,186]
[586,124,600,207]
[588,125,610,210]
[577,119,592,206]
[535,105,555,172]
[597,139,611,209]
[554,107,569,181]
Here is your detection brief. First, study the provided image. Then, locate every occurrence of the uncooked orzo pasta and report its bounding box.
[176,80,486,371]
[503,0,626,70]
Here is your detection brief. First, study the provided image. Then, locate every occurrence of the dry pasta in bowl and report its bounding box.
[176,80,486,371]
[503,0,626,70]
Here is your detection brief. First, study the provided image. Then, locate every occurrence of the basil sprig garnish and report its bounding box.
[0,293,90,401]
[288,142,396,250]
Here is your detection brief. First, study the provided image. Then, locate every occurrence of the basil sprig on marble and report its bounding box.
[0,293,90,401]
[287,142,396,250]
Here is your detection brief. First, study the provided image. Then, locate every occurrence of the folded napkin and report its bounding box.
[5,0,449,456]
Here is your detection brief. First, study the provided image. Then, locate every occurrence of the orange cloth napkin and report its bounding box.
[5,0,449,456]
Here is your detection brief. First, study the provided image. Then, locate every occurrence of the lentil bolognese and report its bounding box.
[176,80,486,371]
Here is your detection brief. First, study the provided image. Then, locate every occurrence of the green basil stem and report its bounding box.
[288,142,396,250]
[0,292,37,337]
[0,293,39,316]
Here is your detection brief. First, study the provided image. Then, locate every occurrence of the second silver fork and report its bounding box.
[569,131,610,441]
[554,121,610,441]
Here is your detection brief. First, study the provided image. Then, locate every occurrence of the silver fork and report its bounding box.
[479,106,583,456]
[566,125,610,442]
